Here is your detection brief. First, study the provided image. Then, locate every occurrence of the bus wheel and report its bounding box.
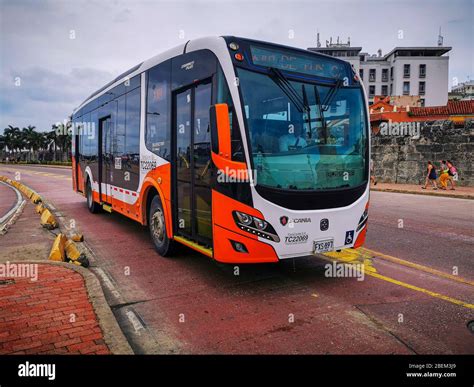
[149,195,175,257]
[86,179,100,214]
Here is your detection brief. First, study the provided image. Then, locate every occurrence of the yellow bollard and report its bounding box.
[40,209,57,229]
[35,203,45,214]
[71,234,84,242]
[49,234,67,262]
[30,193,42,204]
[65,240,81,261]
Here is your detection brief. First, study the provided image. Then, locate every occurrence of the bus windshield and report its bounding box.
[237,67,368,191]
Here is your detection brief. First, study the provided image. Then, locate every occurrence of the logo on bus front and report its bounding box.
[181,61,194,70]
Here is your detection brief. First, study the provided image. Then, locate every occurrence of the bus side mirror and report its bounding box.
[210,104,248,181]
[210,104,231,159]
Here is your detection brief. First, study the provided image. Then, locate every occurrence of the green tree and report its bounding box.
[3,125,21,160]
[21,125,38,161]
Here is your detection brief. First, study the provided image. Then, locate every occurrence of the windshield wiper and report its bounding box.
[301,84,312,139]
[267,68,309,113]
[321,79,343,111]
[313,85,328,143]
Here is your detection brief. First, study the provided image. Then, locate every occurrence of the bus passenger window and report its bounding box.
[146,61,171,160]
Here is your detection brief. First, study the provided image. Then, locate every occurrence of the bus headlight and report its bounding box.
[235,211,253,226]
[232,211,280,242]
[253,217,268,231]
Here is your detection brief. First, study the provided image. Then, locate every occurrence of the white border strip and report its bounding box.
[0,181,24,225]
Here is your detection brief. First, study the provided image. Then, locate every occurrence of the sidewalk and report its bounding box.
[0,264,110,354]
[0,182,132,354]
[371,182,474,199]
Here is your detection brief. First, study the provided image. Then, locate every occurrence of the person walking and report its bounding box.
[370,158,377,185]
[422,161,437,190]
[446,160,457,190]
[438,160,450,190]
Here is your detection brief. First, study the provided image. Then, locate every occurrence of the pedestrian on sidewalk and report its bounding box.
[438,160,450,190]
[446,160,457,190]
[422,161,438,190]
[370,158,377,185]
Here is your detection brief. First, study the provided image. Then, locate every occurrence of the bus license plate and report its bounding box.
[313,238,334,254]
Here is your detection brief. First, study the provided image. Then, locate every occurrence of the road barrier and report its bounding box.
[35,203,45,214]
[0,175,89,267]
[40,208,58,229]
[49,233,67,262]
[71,233,84,242]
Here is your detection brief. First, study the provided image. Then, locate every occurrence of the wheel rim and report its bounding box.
[151,208,165,244]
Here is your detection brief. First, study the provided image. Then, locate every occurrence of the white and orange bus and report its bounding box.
[71,36,370,263]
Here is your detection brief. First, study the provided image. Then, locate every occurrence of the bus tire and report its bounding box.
[149,195,175,257]
[86,178,100,214]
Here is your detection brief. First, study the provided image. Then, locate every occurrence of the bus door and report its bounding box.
[173,80,213,246]
[98,116,112,203]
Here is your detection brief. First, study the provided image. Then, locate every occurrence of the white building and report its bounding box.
[450,80,474,100]
[308,40,451,107]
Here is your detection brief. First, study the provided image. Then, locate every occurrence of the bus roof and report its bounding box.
[73,36,352,114]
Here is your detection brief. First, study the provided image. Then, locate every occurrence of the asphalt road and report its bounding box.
[1,164,473,354]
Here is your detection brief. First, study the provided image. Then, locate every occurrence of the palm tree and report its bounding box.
[0,134,5,160]
[21,125,37,161]
[48,126,60,161]
[38,132,50,161]
[30,130,44,161]
[52,122,72,161]
[3,125,21,160]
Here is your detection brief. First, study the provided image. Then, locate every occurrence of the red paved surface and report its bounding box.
[0,264,110,355]
[0,181,18,218]
[0,165,472,354]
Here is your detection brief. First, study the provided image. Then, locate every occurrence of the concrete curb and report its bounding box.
[371,187,473,200]
[5,260,134,355]
[0,181,25,231]
[0,177,134,354]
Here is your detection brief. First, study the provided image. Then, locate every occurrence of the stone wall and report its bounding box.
[371,119,474,186]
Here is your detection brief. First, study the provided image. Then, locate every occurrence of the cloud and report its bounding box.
[0,0,472,132]
[1,66,112,131]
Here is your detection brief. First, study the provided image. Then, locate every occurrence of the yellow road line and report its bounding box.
[365,271,474,309]
[361,247,474,287]
[23,170,70,179]
[321,251,474,310]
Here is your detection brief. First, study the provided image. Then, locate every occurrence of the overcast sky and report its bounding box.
[1,0,472,132]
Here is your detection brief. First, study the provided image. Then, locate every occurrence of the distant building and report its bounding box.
[308,37,451,107]
[449,80,474,101]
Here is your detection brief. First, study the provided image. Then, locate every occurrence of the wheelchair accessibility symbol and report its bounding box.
[344,230,354,245]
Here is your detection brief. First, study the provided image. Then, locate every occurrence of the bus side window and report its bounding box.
[82,112,91,163]
[124,87,141,190]
[115,95,126,157]
[146,60,171,160]
[216,66,245,162]
[90,110,98,163]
